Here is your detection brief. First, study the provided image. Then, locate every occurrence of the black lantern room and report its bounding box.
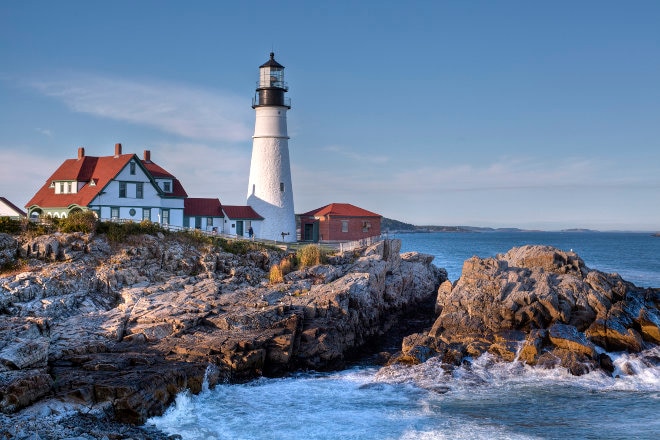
[252,52,291,109]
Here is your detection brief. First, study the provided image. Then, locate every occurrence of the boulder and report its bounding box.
[402,244,660,376]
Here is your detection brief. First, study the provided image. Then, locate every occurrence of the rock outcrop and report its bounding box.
[0,232,444,426]
[396,245,660,376]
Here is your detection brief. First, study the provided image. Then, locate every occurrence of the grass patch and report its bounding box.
[268,255,296,284]
[297,244,330,269]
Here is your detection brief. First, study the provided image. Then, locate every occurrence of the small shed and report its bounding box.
[222,205,264,238]
[184,198,224,232]
[299,203,381,242]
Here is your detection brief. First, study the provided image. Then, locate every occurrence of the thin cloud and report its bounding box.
[388,157,658,193]
[292,156,660,215]
[35,128,53,137]
[145,142,251,204]
[321,145,390,164]
[0,149,58,206]
[26,73,252,142]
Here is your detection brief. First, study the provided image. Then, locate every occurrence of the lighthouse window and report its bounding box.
[280,182,285,192]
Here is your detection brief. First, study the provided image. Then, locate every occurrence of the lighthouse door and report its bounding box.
[236,221,244,237]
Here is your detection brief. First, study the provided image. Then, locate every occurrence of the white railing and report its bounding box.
[338,234,385,253]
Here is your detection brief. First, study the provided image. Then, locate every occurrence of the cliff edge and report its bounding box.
[0,232,444,427]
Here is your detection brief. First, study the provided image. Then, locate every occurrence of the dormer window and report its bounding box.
[163,181,171,192]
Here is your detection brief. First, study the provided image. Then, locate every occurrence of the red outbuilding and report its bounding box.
[299,203,381,242]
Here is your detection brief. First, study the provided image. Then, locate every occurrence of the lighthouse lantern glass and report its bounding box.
[260,66,284,88]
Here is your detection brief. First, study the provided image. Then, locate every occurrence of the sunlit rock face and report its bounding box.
[395,245,660,376]
[0,233,443,423]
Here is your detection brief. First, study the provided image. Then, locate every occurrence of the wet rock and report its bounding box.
[398,244,660,376]
[548,323,596,358]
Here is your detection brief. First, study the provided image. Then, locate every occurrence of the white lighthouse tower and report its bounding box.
[247,52,296,242]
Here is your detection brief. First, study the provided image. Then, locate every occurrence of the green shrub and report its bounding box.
[59,211,97,233]
[96,220,165,242]
[23,217,56,238]
[216,237,274,255]
[0,217,22,234]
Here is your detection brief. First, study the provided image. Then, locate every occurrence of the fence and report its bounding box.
[337,234,386,253]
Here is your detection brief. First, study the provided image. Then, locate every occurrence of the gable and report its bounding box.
[27,154,135,209]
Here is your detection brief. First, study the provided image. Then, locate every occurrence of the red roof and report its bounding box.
[142,161,173,178]
[142,160,188,197]
[1,197,27,216]
[222,205,264,220]
[300,203,381,218]
[184,198,223,217]
[26,149,187,209]
[27,154,134,208]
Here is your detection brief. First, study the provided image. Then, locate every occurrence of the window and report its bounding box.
[119,182,127,198]
[280,182,285,192]
[130,162,136,175]
[142,208,151,221]
[207,217,213,227]
[66,182,72,193]
[162,209,170,225]
[341,220,349,233]
[59,182,65,194]
[129,208,136,217]
[163,181,171,192]
[111,207,119,219]
[136,182,143,199]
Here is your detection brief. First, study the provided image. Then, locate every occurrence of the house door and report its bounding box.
[195,217,202,229]
[304,222,319,242]
[236,221,244,237]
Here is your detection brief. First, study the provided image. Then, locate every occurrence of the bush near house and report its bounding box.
[59,211,98,233]
[96,220,164,242]
[0,217,22,234]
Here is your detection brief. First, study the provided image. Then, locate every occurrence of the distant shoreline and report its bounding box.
[383,227,658,235]
[381,217,657,235]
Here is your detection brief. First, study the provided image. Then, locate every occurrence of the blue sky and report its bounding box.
[1,1,659,230]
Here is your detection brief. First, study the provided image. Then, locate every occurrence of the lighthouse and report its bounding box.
[246,52,296,242]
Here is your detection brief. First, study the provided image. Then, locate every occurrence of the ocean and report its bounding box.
[147,232,660,439]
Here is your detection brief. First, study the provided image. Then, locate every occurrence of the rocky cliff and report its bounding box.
[0,232,444,427]
[397,245,660,376]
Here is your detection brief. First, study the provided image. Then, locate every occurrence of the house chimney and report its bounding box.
[143,150,151,162]
[114,143,122,157]
[78,147,85,160]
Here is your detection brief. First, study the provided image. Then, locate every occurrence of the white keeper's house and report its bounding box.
[25,143,263,236]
